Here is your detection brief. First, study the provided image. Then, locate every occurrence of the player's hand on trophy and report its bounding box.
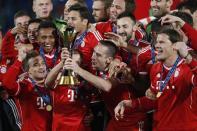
[61,48,69,61]
[63,58,80,73]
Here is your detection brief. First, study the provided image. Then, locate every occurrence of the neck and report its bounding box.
[163,54,179,67]
[77,26,87,37]
[29,76,45,86]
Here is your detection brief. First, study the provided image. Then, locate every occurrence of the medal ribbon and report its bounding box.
[39,46,59,70]
[159,56,181,92]
[73,31,88,49]
[29,77,51,105]
[151,46,156,64]
[112,24,117,33]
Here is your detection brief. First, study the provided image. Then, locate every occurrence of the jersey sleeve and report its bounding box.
[137,46,152,73]
[1,30,17,59]
[181,23,197,51]
[2,60,22,96]
[185,59,197,87]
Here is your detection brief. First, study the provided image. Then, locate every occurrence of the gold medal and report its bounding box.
[46,105,52,111]
[156,92,162,98]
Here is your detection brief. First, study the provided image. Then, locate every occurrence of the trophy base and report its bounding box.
[58,76,80,86]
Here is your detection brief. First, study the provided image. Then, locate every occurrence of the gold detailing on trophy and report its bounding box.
[58,26,80,86]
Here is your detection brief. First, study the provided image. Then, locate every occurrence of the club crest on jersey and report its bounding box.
[0,66,7,74]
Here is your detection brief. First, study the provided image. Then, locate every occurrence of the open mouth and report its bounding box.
[38,70,45,74]
[91,61,96,66]
[152,8,160,13]
[156,48,163,55]
[119,33,127,37]
[43,10,48,14]
[44,44,51,48]
[29,36,36,41]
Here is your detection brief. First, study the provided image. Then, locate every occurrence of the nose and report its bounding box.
[67,19,72,26]
[110,6,116,14]
[92,52,96,60]
[42,3,48,9]
[39,63,46,70]
[45,37,51,43]
[155,41,160,48]
[92,10,96,16]
[118,27,124,34]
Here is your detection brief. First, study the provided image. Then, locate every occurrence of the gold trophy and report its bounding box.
[58,27,80,86]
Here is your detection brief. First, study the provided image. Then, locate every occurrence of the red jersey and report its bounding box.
[2,60,52,131]
[95,21,147,41]
[95,20,113,35]
[150,59,197,130]
[1,30,17,60]
[137,45,155,74]
[52,84,90,131]
[133,0,150,20]
[98,72,147,131]
[38,47,61,70]
[75,30,102,69]
[182,23,197,51]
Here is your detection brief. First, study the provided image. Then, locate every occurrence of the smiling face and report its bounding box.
[28,56,47,80]
[110,0,126,22]
[28,22,40,44]
[150,0,172,17]
[117,17,135,41]
[67,11,87,33]
[38,27,55,53]
[92,0,106,22]
[33,0,53,19]
[155,33,175,61]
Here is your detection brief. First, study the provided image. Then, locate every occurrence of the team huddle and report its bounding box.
[0,0,196,131]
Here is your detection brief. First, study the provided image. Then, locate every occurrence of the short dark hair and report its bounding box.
[177,0,197,14]
[171,11,193,26]
[117,11,136,23]
[38,21,62,48]
[28,18,42,26]
[99,40,118,57]
[158,29,181,43]
[125,0,136,13]
[68,3,91,21]
[22,50,40,71]
[14,10,30,20]
[150,19,173,33]
[147,19,173,42]
[38,20,56,31]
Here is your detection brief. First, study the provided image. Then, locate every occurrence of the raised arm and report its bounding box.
[2,46,27,96]
[64,58,112,92]
[45,48,69,88]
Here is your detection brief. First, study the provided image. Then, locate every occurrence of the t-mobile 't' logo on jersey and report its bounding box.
[37,97,46,110]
